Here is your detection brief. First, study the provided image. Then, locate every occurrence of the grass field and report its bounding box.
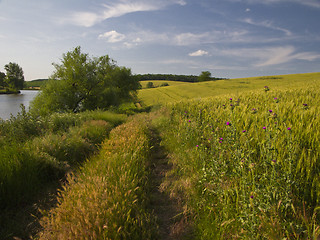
[139,80,188,89]
[153,74,320,239]
[2,71,320,239]
[138,72,320,106]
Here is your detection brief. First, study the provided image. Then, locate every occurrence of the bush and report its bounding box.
[146,82,154,88]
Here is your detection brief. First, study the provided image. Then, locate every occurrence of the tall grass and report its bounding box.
[38,115,157,239]
[0,110,126,210]
[138,72,320,106]
[157,84,320,239]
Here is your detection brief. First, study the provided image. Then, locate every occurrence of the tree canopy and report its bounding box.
[198,71,212,82]
[0,62,25,91]
[30,46,140,115]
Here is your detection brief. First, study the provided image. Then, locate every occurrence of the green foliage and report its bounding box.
[146,81,154,88]
[157,83,320,239]
[30,46,140,115]
[4,62,25,90]
[198,71,212,82]
[38,116,157,239]
[160,82,169,87]
[0,109,126,212]
[0,71,5,88]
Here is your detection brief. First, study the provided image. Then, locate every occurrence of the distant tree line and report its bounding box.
[0,62,25,92]
[135,72,226,82]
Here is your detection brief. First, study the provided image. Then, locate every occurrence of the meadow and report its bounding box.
[138,72,320,106]
[154,76,320,239]
[1,72,320,239]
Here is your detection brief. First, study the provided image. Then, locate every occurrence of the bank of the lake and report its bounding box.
[0,90,39,120]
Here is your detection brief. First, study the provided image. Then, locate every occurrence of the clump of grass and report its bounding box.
[38,115,157,239]
[157,83,320,239]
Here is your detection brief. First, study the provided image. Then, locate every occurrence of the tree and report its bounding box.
[30,46,140,115]
[198,71,212,82]
[146,82,154,88]
[4,62,25,90]
[0,71,5,88]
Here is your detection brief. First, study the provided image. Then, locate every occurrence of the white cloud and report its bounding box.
[62,0,187,27]
[98,30,125,43]
[243,18,292,36]
[221,46,320,67]
[174,32,212,45]
[233,0,320,8]
[189,50,209,56]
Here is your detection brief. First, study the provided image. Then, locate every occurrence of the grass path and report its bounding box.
[149,128,192,240]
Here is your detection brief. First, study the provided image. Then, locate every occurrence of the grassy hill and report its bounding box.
[138,72,320,106]
[24,79,48,89]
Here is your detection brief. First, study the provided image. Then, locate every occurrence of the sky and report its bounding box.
[0,0,319,81]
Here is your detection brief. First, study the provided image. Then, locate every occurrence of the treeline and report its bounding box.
[135,73,225,82]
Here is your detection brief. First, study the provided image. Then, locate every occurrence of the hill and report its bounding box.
[138,72,320,106]
[24,79,49,89]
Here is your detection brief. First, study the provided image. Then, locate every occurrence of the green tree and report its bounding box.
[30,46,140,115]
[0,71,5,88]
[4,62,25,90]
[198,71,212,82]
[146,82,154,88]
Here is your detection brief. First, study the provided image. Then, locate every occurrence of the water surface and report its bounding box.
[0,90,39,120]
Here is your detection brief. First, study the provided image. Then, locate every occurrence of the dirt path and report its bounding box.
[149,129,190,240]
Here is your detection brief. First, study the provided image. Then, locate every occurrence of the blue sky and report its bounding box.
[0,0,319,80]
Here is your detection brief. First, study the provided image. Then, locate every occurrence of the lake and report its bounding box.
[0,90,39,120]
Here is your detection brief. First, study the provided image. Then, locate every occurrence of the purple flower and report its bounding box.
[219,141,222,143]
[263,126,266,130]
[196,145,199,147]
[220,137,223,140]
[272,159,277,163]
[250,195,254,199]
[226,121,231,126]
[229,98,232,101]
[274,97,277,100]
[287,127,291,130]
[188,120,191,122]
[242,130,246,133]
[269,109,273,113]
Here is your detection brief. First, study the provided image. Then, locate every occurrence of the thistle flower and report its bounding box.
[287,127,291,130]
[268,109,273,113]
[242,130,246,133]
[226,121,231,126]
[263,126,266,130]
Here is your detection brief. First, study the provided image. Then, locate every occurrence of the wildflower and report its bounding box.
[188,120,191,122]
[196,145,199,148]
[242,130,246,133]
[229,98,232,101]
[272,159,277,163]
[250,195,254,199]
[268,109,273,113]
[226,121,231,126]
[263,126,266,129]
[220,138,223,140]
[219,141,222,143]
[287,127,291,130]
